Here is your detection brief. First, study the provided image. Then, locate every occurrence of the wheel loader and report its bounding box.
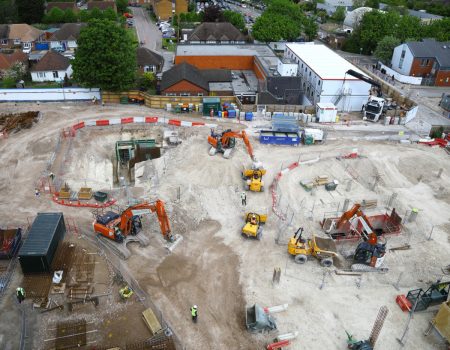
[287,228,339,267]
[242,168,266,192]
[242,213,267,240]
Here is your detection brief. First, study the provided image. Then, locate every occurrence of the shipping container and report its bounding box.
[316,102,337,123]
[259,130,301,145]
[18,213,66,274]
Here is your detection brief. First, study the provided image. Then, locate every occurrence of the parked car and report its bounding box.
[162,33,176,39]
[127,19,134,26]
[52,46,65,53]
[124,12,133,18]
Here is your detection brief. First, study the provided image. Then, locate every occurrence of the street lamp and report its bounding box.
[360,47,363,55]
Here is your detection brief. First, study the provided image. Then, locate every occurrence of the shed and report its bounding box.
[316,102,337,123]
[18,213,66,274]
[259,130,301,145]
[202,97,221,116]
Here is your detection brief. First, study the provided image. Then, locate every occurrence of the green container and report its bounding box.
[120,96,128,104]
[304,135,314,145]
[175,106,181,113]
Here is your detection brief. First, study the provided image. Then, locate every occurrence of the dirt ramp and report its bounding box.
[143,219,261,349]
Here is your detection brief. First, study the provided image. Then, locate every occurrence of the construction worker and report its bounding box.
[241,192,247,206]
[190,305,198,323]
[49,172,55,181]
[35,188,40,197]
[16,287,25,303]
[250,214,257,225]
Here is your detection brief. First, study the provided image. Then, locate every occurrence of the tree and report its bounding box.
[78,10,91,22]
[203,5,223,22]
[332,6,346,23]
[116,0,128,13]
[44,7,65,24]
[374,35,400,64]
[365,0,380,8]
[90,7,103,20]
[223,10,245,31]
[303,17,318,41]
[72,20,136,91]
[16,0,45,23]
[103,8,118,21]
[1,61,27,81]
[63,9,78,23]
[0,0,18,24]
[253,14,300,42]
[137,71,156,90]
[352,0,365,8]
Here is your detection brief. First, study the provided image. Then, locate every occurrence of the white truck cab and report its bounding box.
[363,96,385,122]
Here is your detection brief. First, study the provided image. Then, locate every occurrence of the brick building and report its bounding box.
[391,39,450,87]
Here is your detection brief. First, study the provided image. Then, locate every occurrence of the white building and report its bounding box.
[284,43,371,111]
[31,51,72,82]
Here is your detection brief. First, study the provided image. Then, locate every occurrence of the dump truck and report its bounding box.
[242,213,267,240]
[242,168,266,192]
[287,228,339,267]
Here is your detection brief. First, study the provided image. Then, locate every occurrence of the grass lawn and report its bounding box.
[162,38,177,52]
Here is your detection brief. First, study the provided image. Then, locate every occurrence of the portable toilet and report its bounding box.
[245,112,253,121]
[203,97,221,116]
[316,103,337,123]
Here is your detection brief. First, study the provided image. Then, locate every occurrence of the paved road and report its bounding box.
[131,7,162,52]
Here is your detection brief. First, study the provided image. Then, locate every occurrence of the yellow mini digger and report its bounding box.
[242,213,267,240]
[242,168,266,192]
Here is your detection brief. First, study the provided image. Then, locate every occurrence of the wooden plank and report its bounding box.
[335,270,363,276]
[142,307,162,335]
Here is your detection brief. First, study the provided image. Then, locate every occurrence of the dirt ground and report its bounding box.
[0,102,449,350]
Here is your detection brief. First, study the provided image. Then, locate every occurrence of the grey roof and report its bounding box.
[0,24,9,38]
[136,47,163,67]
[407,9,443,20]
[188,22,245,42]
[50,23,87,41]
[407,39,450,68]
[202,69,232,82]
[19,213,64,256]
[161,62,232,91]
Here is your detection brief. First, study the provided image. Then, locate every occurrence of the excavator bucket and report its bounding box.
[165,234,183,253]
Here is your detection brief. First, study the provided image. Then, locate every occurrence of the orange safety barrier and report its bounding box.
[52,194,117,208]
[267,340,290,350]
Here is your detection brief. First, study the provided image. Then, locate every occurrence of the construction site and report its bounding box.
[0,102,449,350]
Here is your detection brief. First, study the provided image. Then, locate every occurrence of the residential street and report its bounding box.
[131,7,161,51]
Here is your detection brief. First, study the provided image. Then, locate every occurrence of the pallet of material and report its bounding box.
[300,180,314,191]
[142,307,163,335]
[314,175,329,186]
[78,187,93,200]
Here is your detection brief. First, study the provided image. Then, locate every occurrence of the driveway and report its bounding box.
[131,7,162,52]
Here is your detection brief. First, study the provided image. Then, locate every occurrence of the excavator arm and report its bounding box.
[119,200,173,241]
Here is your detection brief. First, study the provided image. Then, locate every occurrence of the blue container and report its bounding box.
[245,112,253,121]
[228,109,236,118]
[217,110,222,117]
[259,130,301,146]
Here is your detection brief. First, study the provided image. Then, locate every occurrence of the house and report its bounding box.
[160,62,231,96]
[31,51,72,82]
[284,43,371,111]
[151,0,188,20]
[49,23,87,51]
[0,51,28,71]
[46,2,78,13]
[137,47,164,74]
[87,1,117,12]
[187,23,245,44]
[4,24,45,53]
[391,39,450,87]
[407,9,443,24]
[317,0,353,15]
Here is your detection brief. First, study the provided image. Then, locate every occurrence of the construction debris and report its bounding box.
[0,111,40,134]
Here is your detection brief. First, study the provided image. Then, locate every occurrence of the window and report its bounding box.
[38,72,45,78]
[14,39,20,45]
[53,71,59,78]
[420,59,430,66]
[1,39,7,45]
[399,49,405,69]
[318,80,321,86]
[446,78,449,83]
[180,92,190,96]
[166,93,176,96]
[197,93,203,96]
[144,65,155,73]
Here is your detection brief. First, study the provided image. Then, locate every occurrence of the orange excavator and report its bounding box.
[325,204,376,240]
[208,129,256,160]
[93,200,174,243]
